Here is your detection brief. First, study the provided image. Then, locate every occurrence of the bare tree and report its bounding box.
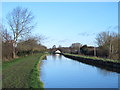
[96,31,119,59]
[52,45,56,49]
[95,31,111,47]
[2,28,12,42]
[1,24,14,60]
[7,7,34,58]
[0,24,2,62]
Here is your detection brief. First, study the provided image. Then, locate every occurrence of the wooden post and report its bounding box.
[94,46,96,56]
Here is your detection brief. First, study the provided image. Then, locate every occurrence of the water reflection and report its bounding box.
[40,55,118,88]
[96,67,117,76]
[56,54,62,60]
[51,54,57,60]
[42,56,47,60]
[51,54,62,60]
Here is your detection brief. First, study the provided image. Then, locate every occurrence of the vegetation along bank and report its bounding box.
[63,53,120,73]
[2,53,46,88]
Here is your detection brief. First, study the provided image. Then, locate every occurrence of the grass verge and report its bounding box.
[2,53,45,88]
[28,54,47,88]
[64,53,120,63]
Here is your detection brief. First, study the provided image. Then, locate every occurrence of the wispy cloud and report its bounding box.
[106,25,118,31]
[58,39,69,43]
[78,32,96,36]
[78,25,118,37]
[113,25,118,30]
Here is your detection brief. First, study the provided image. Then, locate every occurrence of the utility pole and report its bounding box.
[78,45,81,54]
[94,46,96,56]
[109,35,112,59]
[78,46,79,54]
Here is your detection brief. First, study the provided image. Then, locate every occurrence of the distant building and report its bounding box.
[60,47,71,53]
[70,43,82,54]
[70,43,82,48]
[55,50,61,54]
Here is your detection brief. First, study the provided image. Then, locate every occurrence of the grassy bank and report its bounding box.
[2,53,45,88]
[28,54,47,88]
[63,53,120,73]
[64,53,120,63]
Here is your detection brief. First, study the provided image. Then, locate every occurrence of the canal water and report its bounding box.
[40,54,119,88]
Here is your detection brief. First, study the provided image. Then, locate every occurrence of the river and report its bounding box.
[40,54,119,88]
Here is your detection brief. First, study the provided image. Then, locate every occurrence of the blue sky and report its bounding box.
[2,2,118,48]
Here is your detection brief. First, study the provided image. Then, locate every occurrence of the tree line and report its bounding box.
[95,31,119,60]
[1,7,47,61]
[1,7,119,61]
[78,31,119,60]
[50,31,119,60]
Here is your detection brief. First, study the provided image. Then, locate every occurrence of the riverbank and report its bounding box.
[63,53,120,73]
[2,53,45,88]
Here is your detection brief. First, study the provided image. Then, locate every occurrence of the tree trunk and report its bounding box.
[12,47,16,58]
[109,42,112,59]
[94,47,96,56]
[12,42,16,58]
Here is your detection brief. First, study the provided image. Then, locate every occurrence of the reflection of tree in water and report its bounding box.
[58,54,62,60]
[96,67,115,76]
[51,54,62,60]
[42,56,47,60]
[52,54,57,60]
[39,58,47,82]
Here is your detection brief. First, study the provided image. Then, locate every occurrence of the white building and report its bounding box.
[55,50,61,54]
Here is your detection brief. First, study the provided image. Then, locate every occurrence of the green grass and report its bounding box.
[64,53,120,63]
[28,54,47,88]
[2,53,45,88]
